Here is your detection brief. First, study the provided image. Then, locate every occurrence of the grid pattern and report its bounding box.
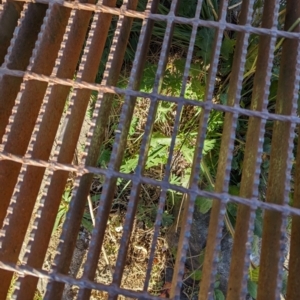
[0,0,300,299]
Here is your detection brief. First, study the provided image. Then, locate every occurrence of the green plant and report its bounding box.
[213,281,225,300]
[52,188,72,234]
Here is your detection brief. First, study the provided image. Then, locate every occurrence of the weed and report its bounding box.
[52,188,72,234]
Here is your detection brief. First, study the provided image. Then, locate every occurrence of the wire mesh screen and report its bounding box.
[0,0,300,299]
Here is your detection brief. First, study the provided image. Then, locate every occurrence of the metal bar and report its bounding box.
[107,0,180,297]
[287,102,300,299]
[199,0,255,298]
[257,0,300,298]
[0,0,24,65]
[194,2,231,299]
[0,2,47,140]
[71,1,156,299]
[41,2,130,298]
[280,3,300,298]
[226,0,280,298]
[0,0,70,223]
[1,1,300,40]
[0,0,299,39]
[10,1,96,298]
[73,0,158,295]
[0,260,162,300]
[143,0,203,292]
[3,65,300,124]
[0,2,73,296]
[1,147,300,217]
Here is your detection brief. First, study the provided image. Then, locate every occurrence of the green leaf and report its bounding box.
[181,144,194,164]
[214,281,220,289]
[121,155,138,173]
[150,132,172,147]
[281,269,288,296]
[229,185,240,196]
[195,196,213,214]
[162,211,174,227]
[190,270,202,281]
[247,280,258,299]
[197,27,215,65]
[214,289,225,300]
[129,116,138,135]
[97,148,111,166]
[221,37,236,60]
[231,157,239,170]
[169,174,181,185]
[198,251,205,265]
[263,137,271,154]
[173,58,186,73]
[220,93,227,105]
[146,145,168,169]
[91,194,100,202]
[203,139,216,155]
[82,218,93,232]
[140,63,156,92]
[269,80,278,100]
[227,202,237,217]
[62,189,72,202]
[254,209,263,237]
[52,209,66,235]
[190,78,206,100]
[182,167,192,187]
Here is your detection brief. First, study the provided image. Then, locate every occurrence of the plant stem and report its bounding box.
[87,195,112,275]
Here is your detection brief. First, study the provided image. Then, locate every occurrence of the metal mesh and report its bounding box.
[0,0,300,299]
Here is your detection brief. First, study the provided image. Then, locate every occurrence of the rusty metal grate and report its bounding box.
[0,0,300,299]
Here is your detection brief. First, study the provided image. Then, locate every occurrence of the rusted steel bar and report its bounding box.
[0,259,162,300]
[169,1,225,297]
[40,0,115,299]
[143,0,203,292]
[257,0,300,298]
[104,2,180,299]
[226,0,280,299]
[284,3,300,298]
[0,0,296,38]
[192,0,229,298]
[78,1,158,292]
[3,0,300,41]
[0,2,70,222]
[287,127,300,297]
[0,2,73,296]
[0,2,47,140]
[287,13,300,297]
[46,0,154,298]
[170,0,228,297]
[0,0,300,298]
[1,62,300,124]
[200,0,254,298]
[8,4,97,300]
[0,0,24,65]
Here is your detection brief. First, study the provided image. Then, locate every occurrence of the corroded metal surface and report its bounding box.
[0,0,300,299]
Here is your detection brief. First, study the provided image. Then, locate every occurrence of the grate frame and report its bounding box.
[0,0,300,299]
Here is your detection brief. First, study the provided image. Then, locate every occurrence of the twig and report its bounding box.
[228,1,242,10]
[175,193,187,233]
[87,195,113,275]
[206,0,231,40]
[206,0,219,21]
[87,195,96,226]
